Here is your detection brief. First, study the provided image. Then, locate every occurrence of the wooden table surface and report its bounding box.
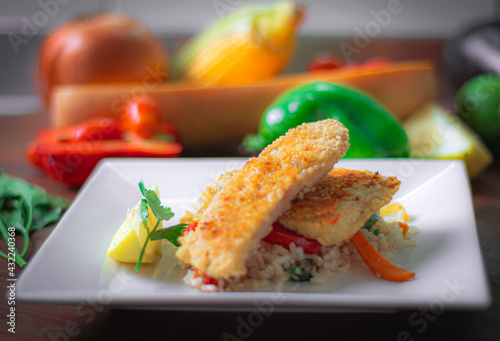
[1,42,500,340]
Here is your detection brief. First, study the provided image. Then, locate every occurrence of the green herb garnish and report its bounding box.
[150,223,188,247]
[136,180,175,271]
[287,258,318,282]
[361,214,381,236]
[0,170,70,267]
[362,213,379,230]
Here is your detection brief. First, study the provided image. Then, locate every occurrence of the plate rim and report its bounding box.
[17,158,492,311]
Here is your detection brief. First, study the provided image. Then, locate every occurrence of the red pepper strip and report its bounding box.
[182,221,198,235]
[27,122,182,187]
[263,222,321,255]
[72,118,124,142]
[350,230,415,282]
[193,268,218,286]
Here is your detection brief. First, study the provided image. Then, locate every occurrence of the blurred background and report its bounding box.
[0,0,496,115]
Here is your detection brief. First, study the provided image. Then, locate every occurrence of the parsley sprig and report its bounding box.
[150,223,188,247]
[136,181,175,271]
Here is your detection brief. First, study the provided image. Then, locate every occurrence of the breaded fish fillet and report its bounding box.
[176,119,349,278]
[279,168,400,245]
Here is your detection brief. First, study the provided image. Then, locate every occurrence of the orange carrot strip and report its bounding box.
[351,230,415,282]
[398,221,410,237]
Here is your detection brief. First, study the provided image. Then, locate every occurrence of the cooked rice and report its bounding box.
[361,215,418,264]
[182,240,352,291]
[181,213,417,292]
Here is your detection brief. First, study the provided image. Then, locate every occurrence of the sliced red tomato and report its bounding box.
[263,222,321,255]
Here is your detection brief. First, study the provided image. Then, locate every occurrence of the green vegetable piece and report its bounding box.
[362,213,379,230]
[0,170,70,267]
[372,228,380,236]
[287,258,318,282]
[150,223,188,247]
[243,82,410,158]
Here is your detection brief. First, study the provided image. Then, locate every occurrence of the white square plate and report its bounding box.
[17,158,491,311]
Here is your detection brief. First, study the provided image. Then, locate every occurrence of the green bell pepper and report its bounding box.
[243,82,410,158]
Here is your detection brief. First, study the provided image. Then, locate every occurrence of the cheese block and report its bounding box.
[50,60,435,152]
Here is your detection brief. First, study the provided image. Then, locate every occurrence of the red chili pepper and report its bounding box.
[27,118,182,186]
[263,222,321,255]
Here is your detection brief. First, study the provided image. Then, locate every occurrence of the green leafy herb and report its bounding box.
[150,223,188,247]
[140,199,149,222]
[372,228,380,236]
[136,180,175,271]
[138,181,174,221]
[287,258,318,282]
[0,170,70,267]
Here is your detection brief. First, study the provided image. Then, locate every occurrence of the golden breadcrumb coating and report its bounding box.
[175,119,349,278]
[279,168,400,245]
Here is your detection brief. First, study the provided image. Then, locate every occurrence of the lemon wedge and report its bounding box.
[107,186,162,263]
[403,103,493,177]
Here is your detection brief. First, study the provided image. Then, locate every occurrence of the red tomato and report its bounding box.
[124,96,161,139]
[307,53,343,72]
[263,222,321,255]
